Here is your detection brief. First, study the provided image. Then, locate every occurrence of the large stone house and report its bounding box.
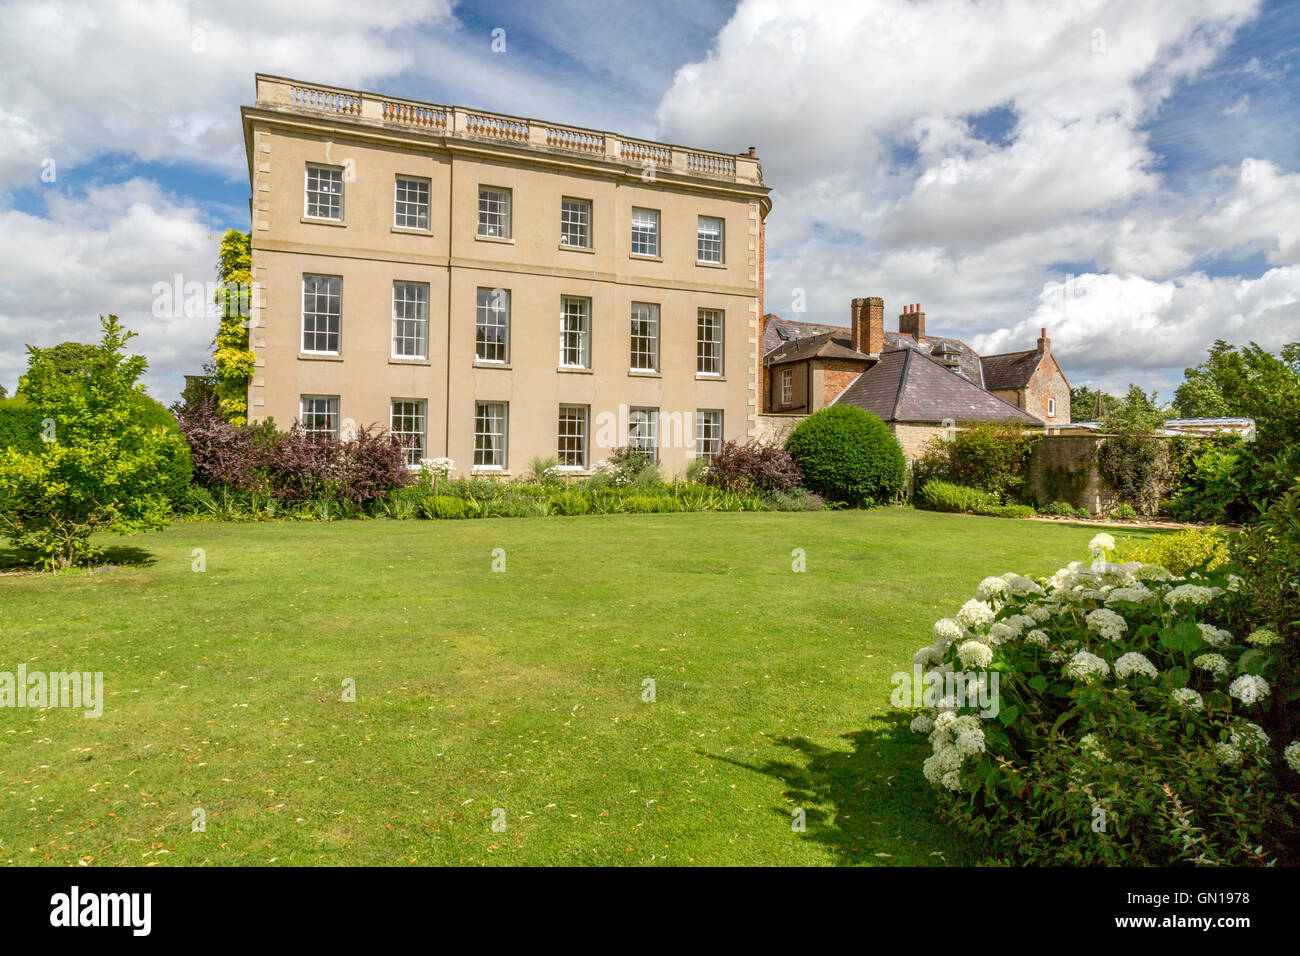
[760,298,1071,457]
[240,74,771,476]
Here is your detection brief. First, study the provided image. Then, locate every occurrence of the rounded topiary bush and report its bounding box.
[785,405,906,506]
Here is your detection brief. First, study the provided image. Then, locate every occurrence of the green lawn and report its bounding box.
[0,509,1122,866]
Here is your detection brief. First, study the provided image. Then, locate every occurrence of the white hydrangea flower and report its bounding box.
[1172,687,1203,709]
[1088,532,1116,553]
[1197,623,1233,647]
[1025,629,1050,647]
[956,599,996,631]
[975,576,1010,602]
[1193,653,1229,678]
[1229,721,1269,752]
[910,715,934,734]
[1003,573,1044,597]
[954,725,986,758]
[940,770,963,791]
[913,646,942,668]
[1026,605,1052,623]
[957,640,994,670]
[1228,674,1270,706]
[1246,628,1281,647]
[1165,584,1218,608]
[1213,742,1243,766]
[1086,608,1128,642]
[1066,650,1110,681]
[987,622,1017,645]
[1079,733,1109,762]
[1134,564,1174,582]
[1114,651,1158,679]
[1285,741,1300,774]
[1105,583,1155,605]
[930,618,965,652]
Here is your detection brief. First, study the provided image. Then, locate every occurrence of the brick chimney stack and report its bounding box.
[1037,326,1051,354]
[851,296,884,355]
[900,303,926,341]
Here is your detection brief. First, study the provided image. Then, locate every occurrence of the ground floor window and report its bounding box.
[300,395,339,440]
[695,409,723,460]
[391,399,426,465]
[628,406,659,462]
[558,404,588,469]
[474,401,508,469]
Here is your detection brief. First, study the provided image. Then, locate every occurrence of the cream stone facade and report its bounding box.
[240,75,771,476]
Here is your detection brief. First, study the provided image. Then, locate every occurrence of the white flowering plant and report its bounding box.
[904,544,1299,865]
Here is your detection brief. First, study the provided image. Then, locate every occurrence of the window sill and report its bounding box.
[472,468,510,476]
[695,259,726,269]
[696,373,725,381]
[298,352,344,362]
[629,370,661,378]
[301,216,346,227]
[475,234,515,244]
[558,242,595,254]
[389,357,431,366]
[558,366,594,374]
[629,252,662,262]
[392,225,433,236]
[474,361,512,370]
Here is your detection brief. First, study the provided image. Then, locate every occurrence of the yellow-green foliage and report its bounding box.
[213,229,254,425]
[1115,526,1230,573]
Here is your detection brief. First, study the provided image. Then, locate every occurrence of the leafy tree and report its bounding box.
[0,384,7,398]
[1101,384,1169,433]
[0,316,184,569]
[212,229,255,424]
[1096,385,1172,513]
[914,423,1040,501]
[1070,385,1118,423]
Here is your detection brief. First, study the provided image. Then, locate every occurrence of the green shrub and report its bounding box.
[1039,501,1078,518]
[550,491,591,516]
[916,480,997,514]
[421,495,476,520]
[914,423,1040,500]
[0,397,44,454]
[974,503,1036,519]
[1110,503,1139,521]
[1114,526,1229,574]
[785,406,905,506]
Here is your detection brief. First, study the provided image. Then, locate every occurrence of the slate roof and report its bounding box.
[833,348,1043,426]
[980,349,1043,391]
[762,314,985,386]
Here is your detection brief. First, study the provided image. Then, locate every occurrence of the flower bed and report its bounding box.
[905,532,1299,865]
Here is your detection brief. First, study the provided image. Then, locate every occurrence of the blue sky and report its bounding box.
[1,0,1297,403]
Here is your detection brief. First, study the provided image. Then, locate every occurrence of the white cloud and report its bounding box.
[0,180,219,400]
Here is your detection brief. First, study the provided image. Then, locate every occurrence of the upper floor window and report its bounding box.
[560,198,591,248]
[476,287,510,364]
[302,274,341,354]
[391,399,427,465]
[394,176,430,230]
[697,308,724,376]
[1047,397,1057,418]
[478,187,511,238]
[697,216,724,263]
[780,367,793,405]
[560,296,591,369]
[696,409,723,460]
[392,281,428,359]
[304,164,344,221]
[301,395,340,440]
[631,207,659,257]
[629,302,659,372]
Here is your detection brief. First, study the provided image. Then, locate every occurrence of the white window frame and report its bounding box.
[391,281,428,359]
[478,186,511,238]
[300,395,340,440]
[631,207,659,257]
[560,197,591,248]
[628,406,659,463]
[304,164,344,221]
[629,302,659,372]
[697,215,724,264]
[780,367,793,405]
[474,401,508,470]
[558,404,589,470]
[697,308,724,376]
[301,274,342,355]
[391,399,427,465]
[559,296,591,369]
[1048,397,1057,418]
[695,409,723,460]
[475,287,510,364]
[393,175,430,230]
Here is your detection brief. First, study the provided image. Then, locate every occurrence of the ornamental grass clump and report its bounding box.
[903,532,1299,865]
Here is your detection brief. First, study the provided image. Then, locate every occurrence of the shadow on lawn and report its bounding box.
[707,712,986,866]
[0,544,157,573]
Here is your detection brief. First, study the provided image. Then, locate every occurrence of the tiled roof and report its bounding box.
[980,349,1043,390]
[834,348,1043,426]
[765,327,870,365]
[762,314,843,354]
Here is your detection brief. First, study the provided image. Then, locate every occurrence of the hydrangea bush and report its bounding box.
[907,533,1299,865]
